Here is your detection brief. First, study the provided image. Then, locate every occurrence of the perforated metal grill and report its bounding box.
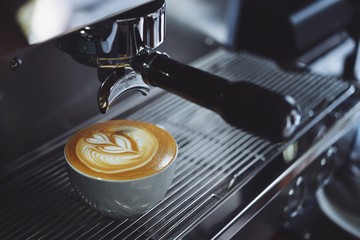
[0,49,352,239]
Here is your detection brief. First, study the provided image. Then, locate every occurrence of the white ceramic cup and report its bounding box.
[64,122,177,219]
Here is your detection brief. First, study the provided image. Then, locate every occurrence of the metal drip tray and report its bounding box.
[1,49,359,239]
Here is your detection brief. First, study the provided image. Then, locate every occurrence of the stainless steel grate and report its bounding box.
[0,49,352,239]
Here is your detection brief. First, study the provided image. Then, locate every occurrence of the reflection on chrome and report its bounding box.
[283,142,299,163]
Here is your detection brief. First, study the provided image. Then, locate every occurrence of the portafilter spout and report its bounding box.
[57,0,166,113]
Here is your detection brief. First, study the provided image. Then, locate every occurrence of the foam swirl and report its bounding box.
[76,127,158,174]
[65,120,177,180]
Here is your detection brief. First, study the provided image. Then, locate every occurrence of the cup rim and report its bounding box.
[64,141,178,183]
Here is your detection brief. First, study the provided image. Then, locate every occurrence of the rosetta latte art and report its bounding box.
[75,127,158,174]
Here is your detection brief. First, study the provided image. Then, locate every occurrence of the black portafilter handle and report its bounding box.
[132,52,301,142]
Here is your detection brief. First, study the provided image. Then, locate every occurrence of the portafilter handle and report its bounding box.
[131,51,301,142]
[57,0,301,141]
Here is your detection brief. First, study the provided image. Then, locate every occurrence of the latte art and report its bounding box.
[65,120,177,180]
[78,130,157,174]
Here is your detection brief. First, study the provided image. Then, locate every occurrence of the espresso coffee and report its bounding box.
[65,120,177,180]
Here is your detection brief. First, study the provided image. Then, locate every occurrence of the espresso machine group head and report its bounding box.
[58,0,301,142]
[57,0,166,113]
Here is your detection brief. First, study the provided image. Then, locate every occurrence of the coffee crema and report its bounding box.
[65,120,177,180]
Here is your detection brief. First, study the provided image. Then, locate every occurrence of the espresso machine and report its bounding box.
[1,0,360,239]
